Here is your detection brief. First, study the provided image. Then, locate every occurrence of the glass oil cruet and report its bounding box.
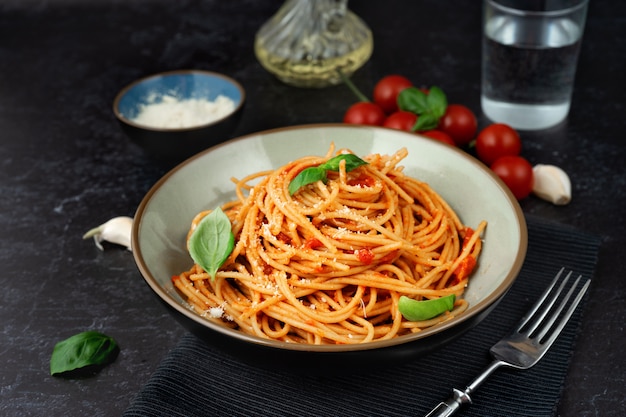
[254,0,373,88]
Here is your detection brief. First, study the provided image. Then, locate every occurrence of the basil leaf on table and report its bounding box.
[397,87,430,114]
[398,85,448,132]
[414,112,440,131]
[398,294,456,321]
[426,86,448,119]
[50,331,119,376]
[188,207,235,280]
[289,154,368,195]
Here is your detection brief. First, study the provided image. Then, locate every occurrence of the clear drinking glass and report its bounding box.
[481,0,588,130]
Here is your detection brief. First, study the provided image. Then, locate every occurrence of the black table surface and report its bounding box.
[1,1,624,416]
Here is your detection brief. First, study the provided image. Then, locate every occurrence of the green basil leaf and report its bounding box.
[397,87,429,114]
[397,85,448,131]
[426,86,448,118]
[288,166,327,195]
[50,331,119,376]
[289,154,369,195]
[188,207,235,280]
[319,154,368,172]
[398,294,456,321]
[414,112,440,131]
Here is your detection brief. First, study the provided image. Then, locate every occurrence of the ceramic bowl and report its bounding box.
[132,124,527,372]
[113,69,245,166]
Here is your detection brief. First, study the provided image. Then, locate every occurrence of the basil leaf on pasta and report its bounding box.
[319,154,368,172]
[398,294,456,321]
[288,166,326,195]
[289,154,368,195]
[188,207,235,280]
[50,331,119,376]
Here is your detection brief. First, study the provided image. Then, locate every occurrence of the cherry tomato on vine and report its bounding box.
[422,130,456,146]
[373,75,413,114]
[475,123,522,165]
[383,111,417,131]
[438,104,478,146]
[343,102,386,126]
[490,156,534,200]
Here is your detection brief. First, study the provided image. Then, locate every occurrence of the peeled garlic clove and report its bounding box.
[83,216,133,251]
[532,164,571,205]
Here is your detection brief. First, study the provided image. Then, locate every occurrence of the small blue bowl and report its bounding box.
[113,70,245,165]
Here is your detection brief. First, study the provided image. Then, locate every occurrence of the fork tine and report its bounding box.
[524,269,573,335]
[537,277,590,350]
[517,268,568,333]
[535,274,581,341]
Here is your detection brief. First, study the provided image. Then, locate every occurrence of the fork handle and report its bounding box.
[424,388,472,417]
[424,360,505,416]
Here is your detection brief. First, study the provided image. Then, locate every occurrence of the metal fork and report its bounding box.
[424,268,591,417]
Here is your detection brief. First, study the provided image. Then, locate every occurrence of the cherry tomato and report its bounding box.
[422,130,456,146]
[438,104,478,146]
[383,111,417,131]
[475,123,522,165]
[343,102,386,126]
[490,156,534,200]
[373,75,413,114]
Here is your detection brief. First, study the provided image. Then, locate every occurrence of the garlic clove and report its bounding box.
[83,216,133,251]
[532,164,571,205]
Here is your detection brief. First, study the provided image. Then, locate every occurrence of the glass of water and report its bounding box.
[481,0,588,130]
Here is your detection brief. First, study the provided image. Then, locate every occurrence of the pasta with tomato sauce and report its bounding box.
[172,145,486,344]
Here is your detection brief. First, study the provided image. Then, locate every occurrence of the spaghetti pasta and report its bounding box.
[173,145,486,344]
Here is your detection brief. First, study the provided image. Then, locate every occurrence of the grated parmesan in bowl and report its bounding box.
[113,69,245,165]
[131,94,236,129]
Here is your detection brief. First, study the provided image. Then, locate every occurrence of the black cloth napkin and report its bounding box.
[124,216,602,417]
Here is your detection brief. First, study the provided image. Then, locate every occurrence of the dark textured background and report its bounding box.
[1,1,624,416]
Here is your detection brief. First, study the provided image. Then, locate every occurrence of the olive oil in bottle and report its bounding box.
[254,0,373,88]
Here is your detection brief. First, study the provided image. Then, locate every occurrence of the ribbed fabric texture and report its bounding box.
[124,216,602,417]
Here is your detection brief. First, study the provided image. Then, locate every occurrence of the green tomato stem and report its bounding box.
[337,69,370,103]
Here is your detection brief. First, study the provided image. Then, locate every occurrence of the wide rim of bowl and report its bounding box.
[132,123,528,353]
[112,69,246,133]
